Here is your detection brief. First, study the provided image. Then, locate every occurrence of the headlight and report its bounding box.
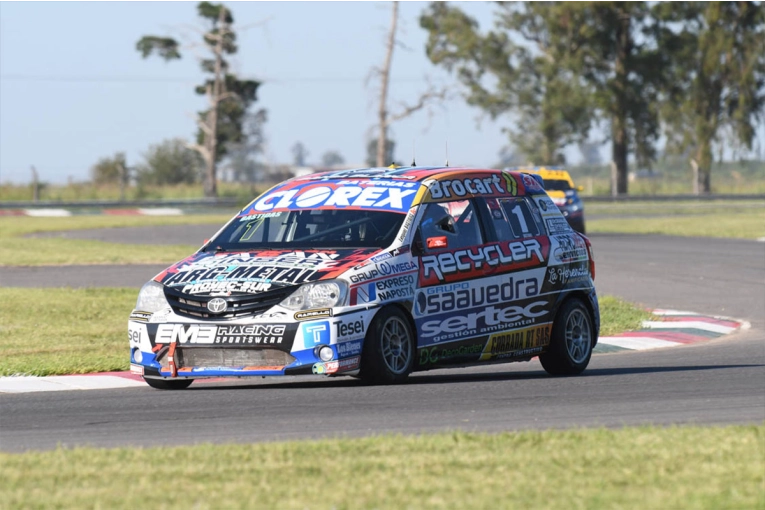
[279,280,347,311]
[135,281,169,313]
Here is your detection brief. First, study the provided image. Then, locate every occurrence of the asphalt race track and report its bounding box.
[1,230,763,452]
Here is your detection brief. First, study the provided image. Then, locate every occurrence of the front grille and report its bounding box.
[164,285,296,320]
[158,348,295,370]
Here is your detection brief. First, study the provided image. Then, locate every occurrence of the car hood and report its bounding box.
[153,248,378,297]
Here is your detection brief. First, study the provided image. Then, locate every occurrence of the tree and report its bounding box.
[366,138,395,167]
[91,153,127,186]
[373,1,447,167]
[656,1,765,193]
[137,2,263,197]
[578,141,603,166]
[291,142,310,167]
[223,108,268,182]
[421,3,592,165]
[136,138,203,186]
[321,150,346,167]
[421,2,665,193]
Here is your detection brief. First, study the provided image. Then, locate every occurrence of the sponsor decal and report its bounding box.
[312,355,361,375]
[304,168,418,180]
[350,274,415,305]
[294,309,333,321]
[182,281,272,295]
[545,217,570,235]
[336,339,363,357]
[424,173,517,200]
[480,325,551,360]
[129,311,151,323]
[521,173,544,192]
[334,318,365,340]
[552,235,588,264]
[349,260,418,283]
[130,364,145,375]
[535,196,557,215]
[419,237,548,286]
[418,339,485,366]
[547,264,590,286]
[415,274,540,317]
[419,299,549,344]
[302,321,331,348]
[397,208,417,243]
[248,182,418,213]
[154,324,287,345]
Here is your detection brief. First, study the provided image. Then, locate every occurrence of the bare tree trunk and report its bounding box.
[30,165,39,201]
[612,9,631,195]
[609,161,618,197]
[690,158,699,195]
[202,7,229,198]
[377,1,398,167]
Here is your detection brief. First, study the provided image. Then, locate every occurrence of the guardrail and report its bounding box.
[583,194,765,202]
[0,198,240,209]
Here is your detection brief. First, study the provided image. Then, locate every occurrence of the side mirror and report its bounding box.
[576,185,584,192]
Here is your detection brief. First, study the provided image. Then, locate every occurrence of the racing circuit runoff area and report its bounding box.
[0,222,762,452]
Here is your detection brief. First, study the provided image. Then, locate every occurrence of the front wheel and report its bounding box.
[539,298,594,376]
[144,377,194,390]
[359,307,415,384]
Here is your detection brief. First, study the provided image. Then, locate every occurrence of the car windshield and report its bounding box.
[543,179,573,191]
[207,209,407,251]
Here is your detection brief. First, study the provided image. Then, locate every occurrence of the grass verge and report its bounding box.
[0,215,231,266]
[586,201,765,239]
[1,426,762,509]
[0,289,651,377]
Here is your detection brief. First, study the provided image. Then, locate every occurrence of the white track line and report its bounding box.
[0,375,144,393]
[598,336,681,350]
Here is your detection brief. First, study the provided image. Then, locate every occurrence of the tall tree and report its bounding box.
[137,2,263,197]
[656,1,765,193]
[366,139,396,167]
[291,142,310,167]
[321,150,346,167]
[91,152,127,186]
[421,2,665,193]
[136,139,204,186]
[421,3,592,165]
[373,1,446,167]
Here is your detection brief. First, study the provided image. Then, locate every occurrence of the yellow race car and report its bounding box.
[510,167,586,234]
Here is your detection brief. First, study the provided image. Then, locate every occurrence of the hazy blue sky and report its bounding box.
[1,1,519,184]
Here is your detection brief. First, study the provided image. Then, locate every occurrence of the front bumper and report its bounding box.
[128,310,371,379]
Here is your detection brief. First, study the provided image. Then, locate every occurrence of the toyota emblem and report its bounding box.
[207,297,228,314]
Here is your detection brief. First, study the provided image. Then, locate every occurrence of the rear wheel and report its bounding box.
[539,298,593,376]
[359,307,415,384]
[144,377,194,390]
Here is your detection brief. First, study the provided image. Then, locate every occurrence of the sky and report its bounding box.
[0,1,519,185]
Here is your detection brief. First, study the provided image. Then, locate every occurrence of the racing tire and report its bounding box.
[539,298,594,376]
[359,307,415,384]
[144,377,194,390]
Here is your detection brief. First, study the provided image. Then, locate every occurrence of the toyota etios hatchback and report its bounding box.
[129,167,600,389]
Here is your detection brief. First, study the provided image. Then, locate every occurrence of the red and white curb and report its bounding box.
[0,208,186,217]
[595,309,748,353]
[0,310,748,394]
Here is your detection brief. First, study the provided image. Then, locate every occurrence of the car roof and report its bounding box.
[240,166,548,216]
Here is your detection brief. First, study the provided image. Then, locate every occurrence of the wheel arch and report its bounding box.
[551,290,599,347]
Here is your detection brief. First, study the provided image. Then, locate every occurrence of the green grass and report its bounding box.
[1,426,762,509]
[597,295,654,337]
[585,200,765,239]
[0,288,652,377]
[0,215,232,266]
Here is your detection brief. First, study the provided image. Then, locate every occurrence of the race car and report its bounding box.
[128,166,599,389]
[508,167,586,234]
